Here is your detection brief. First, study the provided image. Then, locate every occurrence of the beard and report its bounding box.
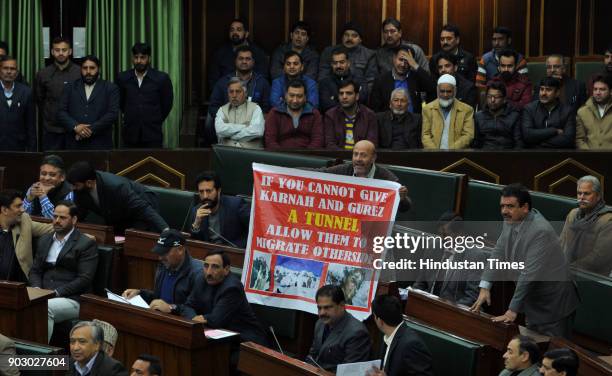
[500,71,514,81]
[230,34,246,45]
[391,108,406,115]
[82,73,99,85]
[439,98,454,108]
[134,63,148,73]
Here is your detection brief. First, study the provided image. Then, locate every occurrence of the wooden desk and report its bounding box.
[238,342,333,376]
[548,337,612,376]
[0,282,54,343]
[79,294,231,376]
[406,289,519,351]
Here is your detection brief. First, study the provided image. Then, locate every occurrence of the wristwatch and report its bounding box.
[170,304,178,314]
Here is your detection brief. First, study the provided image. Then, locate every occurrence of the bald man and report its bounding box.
[319,140,411,212]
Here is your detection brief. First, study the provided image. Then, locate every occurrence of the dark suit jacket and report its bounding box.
[56,78,119,149]
[140,251,203,305]
[115,68,173,145]
[369,69,436,114]
[0,81,36,151]
[29,229,98,301]
[534,76,587,114]
[307,312,371,372]
[321,163,411,212]
[377,110,422,149]
[73,171,168,234]
[187,195,250,248]
[66,350,127,376]
[381,324,434,376]
[180,273,269,346]
[412,248,487,306]
[482,209,579,325]
[324,104,378,149]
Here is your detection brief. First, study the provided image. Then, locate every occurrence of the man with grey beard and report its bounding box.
[376,88,422,149]
[560,175,612,276]
[421,74,474,149]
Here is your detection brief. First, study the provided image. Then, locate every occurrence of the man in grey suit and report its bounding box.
[306,285,371,372]
[499,336,541,376]
[471,184,579,337]
[56,55,119,150]
[29,201,98,342]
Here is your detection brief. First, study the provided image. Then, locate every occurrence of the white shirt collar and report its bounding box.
[53,227,75,245]
[383,323,402,347]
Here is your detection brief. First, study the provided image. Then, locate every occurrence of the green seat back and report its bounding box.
[573,269,612,345]
[404,319,481,376]
[212,145,331,196]
[530,190,576,234]
[147,185,195,231]
[93,246,115,296]
[385,166,465,222]
[251,304,298,339]
[463,180,503,222]
[527,61,547,88]
[15,340,61,376]
[575,61,603,83]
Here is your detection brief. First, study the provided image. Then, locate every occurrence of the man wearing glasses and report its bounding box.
[534,54,586,114]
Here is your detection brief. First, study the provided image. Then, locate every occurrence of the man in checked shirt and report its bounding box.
[23,154,73,219]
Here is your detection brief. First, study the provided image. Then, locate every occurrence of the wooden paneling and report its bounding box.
[542,0,574,56]
[347,0,383,49]
[578,0,591,56]
[447,0,482,57]
[593,0,612,54]
[497,0,528,55]
[251,0,286,53]
[399,0,431,55]
[302,0,334,51]
[481,0,496,56]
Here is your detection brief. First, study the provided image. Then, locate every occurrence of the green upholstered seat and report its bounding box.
[147,185,195,231]
[251,304,299,340]
[14,339,63,376]
[92,245,115,296]
[574,61,604,83]
[527,61,547,89]
[211,145,331,196]
[404,319,482,376]
[572,268,612,346]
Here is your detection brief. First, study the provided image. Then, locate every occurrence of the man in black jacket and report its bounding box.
[29,201,97,342]
[433,52,479,109]
[116,42,173,148]
[367,295,433,376]
[534,54,586,114]
[473,80,522,149]
[522,77,576,149]
[56,55,119,150]
[208,18,269,90]
[370,45,435,114]
[181,250,269,370]
[66,161,168,234]
[376,88,422,149]
[122,229,203,314]
[67,321,127,376]
[0,55,36,151]
[319,48,368,113]
[429,24,477,83]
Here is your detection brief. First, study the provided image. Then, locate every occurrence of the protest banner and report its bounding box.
[242,163,400,320]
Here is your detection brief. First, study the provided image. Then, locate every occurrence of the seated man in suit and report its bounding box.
[67,321,127,376]
[499,336,541,376]
[56,55,119,150]
[29,201,98,342]
[122,229,202,314]
[367,295,433,376]
[539,348,579,376]
[422,74,474,149]
[376,88,422,149]
[66,161,168,234]
[0,189,53,283]
[412,212,487,307]
[23,154,74,219]
[188,171,250,248]
[306,285,371,372]
[319,140,411,212]
[180,250,269,370]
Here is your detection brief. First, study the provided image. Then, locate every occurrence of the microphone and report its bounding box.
[269,326,284,355]
[209,226,240,249]
[307,355,325,371]
[181,194,201,232]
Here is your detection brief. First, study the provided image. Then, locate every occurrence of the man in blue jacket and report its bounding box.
[270,50,318,110]
[122,229,203,315]
[187,171,250,248]
[115,42,173,148]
